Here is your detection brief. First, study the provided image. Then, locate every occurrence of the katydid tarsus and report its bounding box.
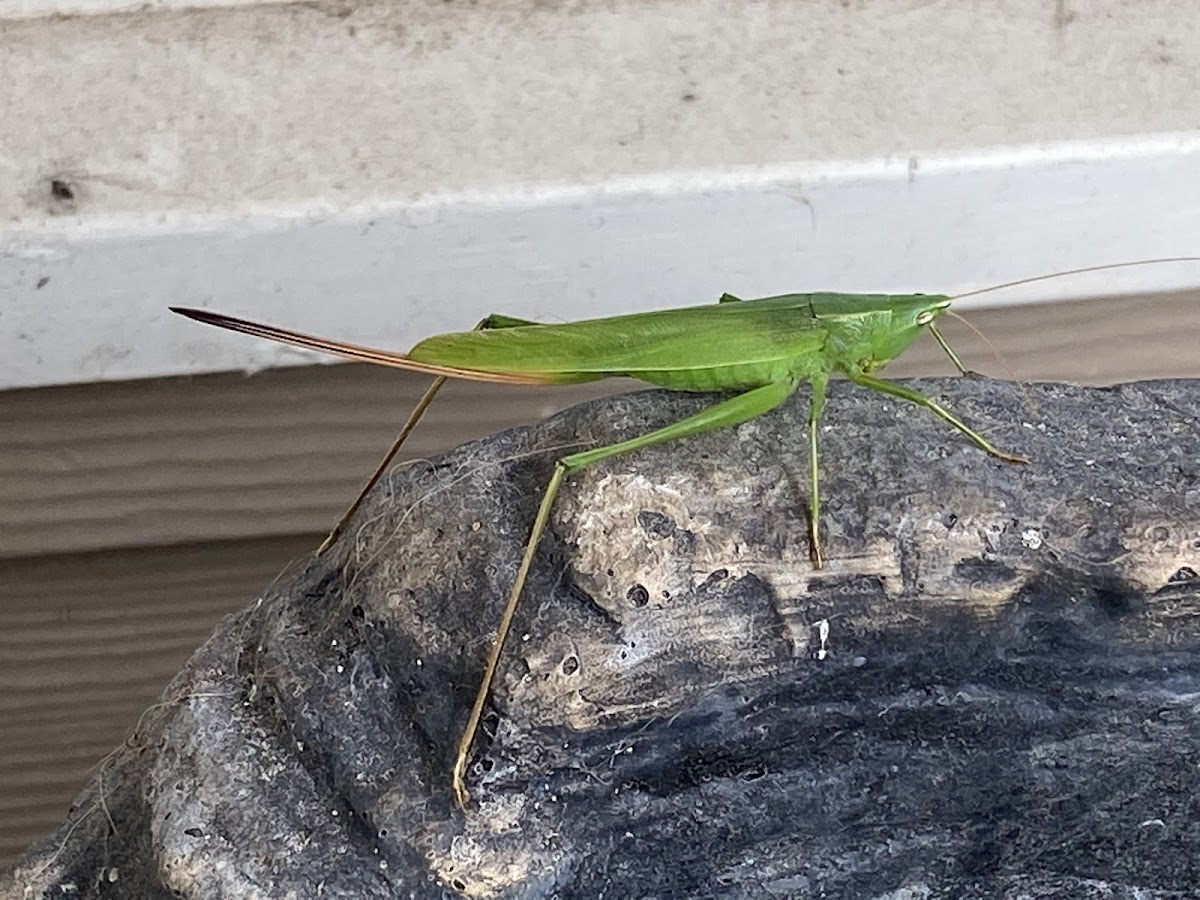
[170,256,1197,808]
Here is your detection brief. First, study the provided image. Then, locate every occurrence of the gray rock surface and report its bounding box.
[6,378,1200,899]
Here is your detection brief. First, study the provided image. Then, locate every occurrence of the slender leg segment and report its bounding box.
[806,374,829,568]
[451,377,800,808]
[927,323,968,375]
[317,376,447,553]
[845,371,1028,464]
[317,314,542,555]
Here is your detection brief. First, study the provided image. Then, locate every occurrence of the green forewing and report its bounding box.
[408,294,835,391]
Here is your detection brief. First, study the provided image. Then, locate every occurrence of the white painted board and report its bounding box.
[4,137,1200,391]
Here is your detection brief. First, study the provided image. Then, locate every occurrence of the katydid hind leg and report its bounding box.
[318,313,545,555]
[806,375,828,569]
[317,376,448,554]
[847,371,1028,464]
[452,378,799,808]
[453,464,566,809]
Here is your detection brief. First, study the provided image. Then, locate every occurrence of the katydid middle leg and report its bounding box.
[451,377,801,808]
[317,314,542,554]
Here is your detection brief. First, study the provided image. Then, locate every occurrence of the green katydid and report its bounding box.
[170,256,1196,808]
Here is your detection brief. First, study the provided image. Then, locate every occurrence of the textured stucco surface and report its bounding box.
[3,0,1200,221]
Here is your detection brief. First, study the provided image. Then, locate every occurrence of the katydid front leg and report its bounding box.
[845,371,1028,465]
[317,314,543,554]
[451,377,801,808]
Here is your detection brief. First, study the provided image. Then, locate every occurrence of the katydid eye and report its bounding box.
[915,311,935,325]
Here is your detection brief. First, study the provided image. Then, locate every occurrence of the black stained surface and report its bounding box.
[6,378,1200,899]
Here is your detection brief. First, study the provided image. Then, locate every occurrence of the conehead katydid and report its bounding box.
[170,255,1199,808]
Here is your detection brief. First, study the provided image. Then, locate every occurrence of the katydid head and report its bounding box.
[862,295,953,372]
